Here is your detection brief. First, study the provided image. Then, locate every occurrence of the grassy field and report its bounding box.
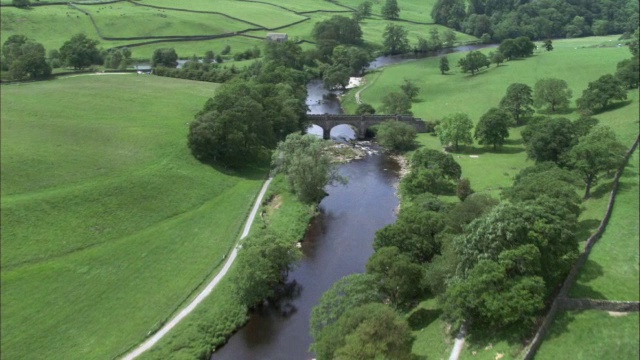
[570,149,639,302]
[341,36,639,359]
[138,175,317,359]
[535,310,640,360]
[0,74,268,360]
[0,0,465,63]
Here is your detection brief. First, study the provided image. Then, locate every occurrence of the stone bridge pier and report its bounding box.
[307,114,428,140]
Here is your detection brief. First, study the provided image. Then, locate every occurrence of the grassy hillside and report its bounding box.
[0,0,468,60]
[0,74,267,360]
[535,310,639,360]
[338,36,639,359]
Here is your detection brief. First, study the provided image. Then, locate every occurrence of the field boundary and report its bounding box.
[521,134,640,360]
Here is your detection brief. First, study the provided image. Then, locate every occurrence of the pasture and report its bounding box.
[0,0,470,61]
[0,74,267,360]
[535,310,640,360]
[343,36,639,359]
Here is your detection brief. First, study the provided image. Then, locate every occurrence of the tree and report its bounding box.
[381,0,400,20]
[188,79,305,168]
[310,274,382,339]
[533,78,572,112]
[272,133,345,203]
[2,35,51,80]
[499,83,534,125]
[366,247,425,306]
[221,45,231,55]
[312,303,415,360]
[458,51,489,75]
[443,29,457,45]
[352,1,372,22]
[410,148,462,181]
[383,23,410,55]
[456,178,474,201]
[615,57,639,89]
[474,108,513,149]
[446,194,499,234]
[489,50,505,67]
[151,47,178,68]
[521,117,576,164]
[429,28,443,51]
[443,258,546,328]
[203,50,215,63]
[59,33,101,69]
[375,120,417,151]
[374,206,446,263]
[322,64,351,90]
[576,74,628,113]
[381,92,412,115]
[104,47,131,69]
[629,28,639,57]
[436,112,473,151]
[312,16,363,57]
[498,37,535,60]
[233,232,301,307]
[416,36,429,53]
[568,126,626,198]
[439,56,450,74]
[331,45,371,76]
[454,199,579,290]
[401,149,461,197]
[432,0,466,29]
[355,103,376,115]
[502,162,582,216]
[264,40,304,69]
[543,39,553,51]
[400,78,420,100]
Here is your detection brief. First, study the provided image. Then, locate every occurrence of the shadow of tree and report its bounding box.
[593,100,633,114]
[576,219,601,241]
[543,309,582,340]
[464,322,533,358]
[569,259,609,300]
[407,308,443,330]
[457,145,525,155]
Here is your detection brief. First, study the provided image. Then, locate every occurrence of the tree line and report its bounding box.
[432,0,638,42]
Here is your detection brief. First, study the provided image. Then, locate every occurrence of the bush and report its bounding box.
[375,120,417,151]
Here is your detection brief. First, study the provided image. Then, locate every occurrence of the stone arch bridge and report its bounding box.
[307,114,429,140]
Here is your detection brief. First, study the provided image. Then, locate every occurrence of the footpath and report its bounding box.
[121,178,273,360]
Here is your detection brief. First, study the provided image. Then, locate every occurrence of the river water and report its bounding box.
[210,44,494,359]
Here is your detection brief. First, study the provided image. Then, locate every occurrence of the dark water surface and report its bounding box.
[212,150,400,360]
[210,44,495,359]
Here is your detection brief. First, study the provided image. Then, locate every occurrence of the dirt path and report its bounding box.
[121,178,273,360]
[448,323,467,360]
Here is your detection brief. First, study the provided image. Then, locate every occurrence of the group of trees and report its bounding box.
[458,37,536,75]
[432,0,638,41]
[1,35,51,80]
[435,107,514,152]
[187,42,310,168]
[1,32,110,80]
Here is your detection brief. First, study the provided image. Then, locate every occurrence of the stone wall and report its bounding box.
[521,135,640,360]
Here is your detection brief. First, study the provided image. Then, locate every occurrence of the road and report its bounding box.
[121,178,273,360]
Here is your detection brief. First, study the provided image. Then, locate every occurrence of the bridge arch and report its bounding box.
[307,114,428,140]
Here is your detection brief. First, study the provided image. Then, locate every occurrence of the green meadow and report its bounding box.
[0,0,472,63]
[570,149,639,302]
[341,36,639,359]
[0,74,267,360]
[535,310,640,360]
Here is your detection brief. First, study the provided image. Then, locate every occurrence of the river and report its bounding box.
[211,44,494,359]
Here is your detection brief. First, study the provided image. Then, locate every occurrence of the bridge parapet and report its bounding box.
[307,114,428,139]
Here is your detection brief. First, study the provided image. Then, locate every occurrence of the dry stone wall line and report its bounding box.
[522,134,640,360]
